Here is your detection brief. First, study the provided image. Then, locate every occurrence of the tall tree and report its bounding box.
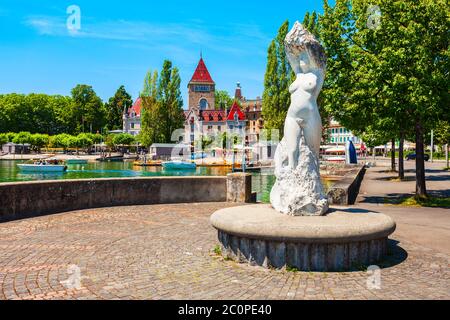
[105,86,132,131]
[70,84,106,134]
[319,0,449,197]
[139,70,160,147]
[157,60,185,143]
[166,66,185,143]
[262,21,292,136]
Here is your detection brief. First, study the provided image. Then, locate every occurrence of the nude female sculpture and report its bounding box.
[270,22,329,216]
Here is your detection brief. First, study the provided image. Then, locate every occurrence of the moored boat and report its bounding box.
[17,160,68,172]
[66,159,88,165]
[162,160,197,170]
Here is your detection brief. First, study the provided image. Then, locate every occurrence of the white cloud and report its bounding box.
[23,15,270,57]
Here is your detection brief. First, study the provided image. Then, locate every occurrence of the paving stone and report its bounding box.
[0,203,448,300]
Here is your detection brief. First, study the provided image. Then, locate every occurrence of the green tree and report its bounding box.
[30,134,50,152]
[65,136,80,153]
[71,84,106,134]
[215,90,233,110]
[158,60,185,143]
[262,21,292,136]
[5,132,16,143]
[50,134,72,150]
[113,133,136,154]
[319,0,449,197]
[76,133,94,151]
[303,11,320,38]
[0,133,7,146]
[140,61,185,147]
[139,70,160,147]
[433,121,450,147]
[52,95,76,134]
[105,85,133,131]
[12,132,32,145]
[0,94,74,135]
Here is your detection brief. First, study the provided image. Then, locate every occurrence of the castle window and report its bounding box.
[194,85,210,92]
[199,98,208,110]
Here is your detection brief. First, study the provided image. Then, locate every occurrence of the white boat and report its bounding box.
[162,160,197,170]
[326,156,346,163]
[17,163,68,172]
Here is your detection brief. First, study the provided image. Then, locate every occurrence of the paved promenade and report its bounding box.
[0,161,448,300]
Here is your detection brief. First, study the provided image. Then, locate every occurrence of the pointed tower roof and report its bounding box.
[227,101,246,121]
[189,57,215,84]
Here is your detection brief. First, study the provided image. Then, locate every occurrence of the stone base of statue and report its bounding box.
[270,137,329,216]
[210,205,396,271]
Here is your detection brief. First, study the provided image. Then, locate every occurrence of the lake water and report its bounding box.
[0,160,333,203]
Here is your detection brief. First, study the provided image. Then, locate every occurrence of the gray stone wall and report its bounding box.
[328,165,367,205]
[0,177,227,222]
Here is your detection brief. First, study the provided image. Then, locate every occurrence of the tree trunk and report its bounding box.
[415,122,427,198]
[399,134,405,180]
[391,139,396,172]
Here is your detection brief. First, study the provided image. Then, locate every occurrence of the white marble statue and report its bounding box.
[270,22,329,216]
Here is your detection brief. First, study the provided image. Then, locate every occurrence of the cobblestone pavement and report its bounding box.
[0,203,449,300]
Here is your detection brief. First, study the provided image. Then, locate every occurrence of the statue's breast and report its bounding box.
[297,73,317,92]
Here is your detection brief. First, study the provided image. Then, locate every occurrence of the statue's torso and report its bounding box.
[287,73,321,121]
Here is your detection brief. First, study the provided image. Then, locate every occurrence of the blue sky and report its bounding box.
[0,0,324,107]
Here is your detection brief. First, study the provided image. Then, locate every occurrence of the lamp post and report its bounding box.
[446,144,449,169]
[431,130,434,163]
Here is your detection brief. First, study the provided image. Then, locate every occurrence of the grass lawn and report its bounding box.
[386,196,450,208]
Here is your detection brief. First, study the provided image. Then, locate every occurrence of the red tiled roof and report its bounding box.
[184,109,226,123]
[200,110,226,122]
[189,58,214,84]
[227,101,246,121]
[128,97,142,117]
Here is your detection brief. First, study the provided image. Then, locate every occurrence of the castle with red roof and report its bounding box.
[184,56,264,146]
[124,56,264,144]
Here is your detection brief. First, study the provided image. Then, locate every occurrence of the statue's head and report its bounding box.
[285,21,327,76]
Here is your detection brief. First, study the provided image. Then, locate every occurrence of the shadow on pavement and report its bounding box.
[358,193,413,205]
[377,239,409,270]
[329,207,380,214]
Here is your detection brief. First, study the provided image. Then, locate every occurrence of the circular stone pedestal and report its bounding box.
[210,205,396,271]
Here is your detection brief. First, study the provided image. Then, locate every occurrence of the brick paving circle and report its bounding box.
[0,203,448,300]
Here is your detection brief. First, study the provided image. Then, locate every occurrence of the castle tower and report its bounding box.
[234,82,243,101]
[188,57,215,110]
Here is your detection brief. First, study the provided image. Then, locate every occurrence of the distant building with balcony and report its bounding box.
[122,97,142,136]
[236,83,264,145]
[327,119,363,145]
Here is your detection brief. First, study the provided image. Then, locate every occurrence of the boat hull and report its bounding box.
[66,159,88,165]
[17,164,67,172]
[162,162,197,170]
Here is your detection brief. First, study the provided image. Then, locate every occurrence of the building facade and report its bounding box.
[240,95,263,145]
[122,97,142,136]
[184,57,248,146]
[327,119,363,145]
[123,56,263,145]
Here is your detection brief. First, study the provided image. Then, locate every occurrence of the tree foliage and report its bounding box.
[105,85,133,131]
[70,84,106,134]
[139,60,184,147]
[319,0,449,196]
[215,90,233,110]
[113,133,136,146]
[0,85,108,135]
